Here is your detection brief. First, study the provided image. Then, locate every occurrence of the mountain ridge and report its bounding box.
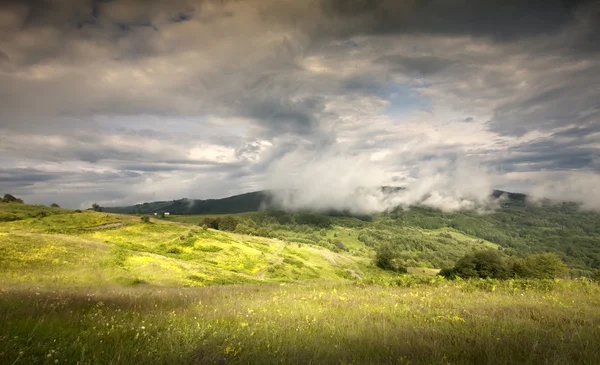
[102,188,527,215]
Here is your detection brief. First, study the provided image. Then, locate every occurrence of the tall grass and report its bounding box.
[1,279,599,365]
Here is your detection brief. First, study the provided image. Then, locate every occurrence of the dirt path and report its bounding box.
[317,249,365,280]
[254,240,286,279]
[87,223,124,230]
[319,250,338,265]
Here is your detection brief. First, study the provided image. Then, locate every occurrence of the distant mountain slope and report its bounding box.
[104,190,272,215]
[104,188,526,215]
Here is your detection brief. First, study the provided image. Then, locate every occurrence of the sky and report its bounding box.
[0,0,599,210]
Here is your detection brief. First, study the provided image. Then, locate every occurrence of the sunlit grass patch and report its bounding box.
[1,281,599,365]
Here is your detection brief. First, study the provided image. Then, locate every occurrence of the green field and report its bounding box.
[1,202,600,364]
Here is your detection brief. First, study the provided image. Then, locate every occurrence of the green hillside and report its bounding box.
[164,202,600,275]
[2,202,600,364]
[101,189,600,275]
[0,202,383,288]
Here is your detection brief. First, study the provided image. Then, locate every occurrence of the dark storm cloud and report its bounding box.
[1,0,599,207]
[243,97,326,136]
[0,168,60,185]
[493,132,600,173]
[376,55,455,76]
[321,0,592,41]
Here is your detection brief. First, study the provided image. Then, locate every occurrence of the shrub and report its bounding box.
[218,216,239,231]
[140,216,151,223]
[1,194,23,203]
[452,249,509,279]
[50,203,60,208]
[438,267,456,279]
[513,253,568,279]
[375,243,406,272]
[333,239,346,251]
[203,217,220,229]
[166,247,182,254]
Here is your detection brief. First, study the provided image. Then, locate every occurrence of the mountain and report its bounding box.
[103,190,272,215]
[103,187,526,215]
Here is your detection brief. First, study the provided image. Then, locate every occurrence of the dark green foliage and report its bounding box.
[202,217,220,229]
[389,200,600,271]
[266,211,294,224]
[375,243,406,272]
[512,253,568,279]
[295,213,332,228]
[140,216,151,223]
[218,216,239,231]
[91,203,102,212]
[333,239,346,251]
[444,251,570,280]
[592,270,600,282]
[438,267,456,279]
[451,250,509,279]
[50,203,60,208]
[166,247,182,254]
[1,194,23,203]
[200,216,239,231]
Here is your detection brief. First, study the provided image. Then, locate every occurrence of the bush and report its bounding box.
[50,203,60,208]
[140,216,151,223]
[452,249,509,279]
[375,243,406,272]
[333,239,346,251]
[1,194,23,203]
[438,267,456,279]
[295,213,332,228]
[203,217,220,230]
[513,253,568,279]
[218,216,239,231]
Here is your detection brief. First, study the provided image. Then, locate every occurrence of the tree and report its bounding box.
[452,249,509,279]
[2,194,23,203]
[203,217,220,229]
[439,267,456,279]
[91,203,102,212]
[513,253,568,279]
[219,216,239,231]
[375,243,406,272]
[50,203,60,208]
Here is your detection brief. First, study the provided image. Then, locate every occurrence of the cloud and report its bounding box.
[529,171,600,210]
[265,144,498,213]
[0,0,598,209]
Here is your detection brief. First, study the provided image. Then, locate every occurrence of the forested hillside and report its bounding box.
[100,189,600,275]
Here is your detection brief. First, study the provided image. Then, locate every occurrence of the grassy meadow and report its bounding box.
[2,202,600,364]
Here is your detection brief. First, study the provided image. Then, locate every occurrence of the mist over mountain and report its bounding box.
[103,187,527,215]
